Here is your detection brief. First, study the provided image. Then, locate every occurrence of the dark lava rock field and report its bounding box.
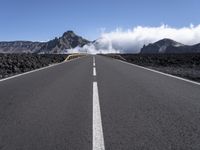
[108,53,200,82]
[0,54,68,79]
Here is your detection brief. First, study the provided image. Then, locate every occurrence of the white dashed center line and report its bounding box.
[93,56,96,66]
[92,56,105,150]
[93,82,105,150]
[93,67,96,76]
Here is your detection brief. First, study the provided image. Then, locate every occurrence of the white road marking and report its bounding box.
[93,82,105,150]
[118,59,200,86]
[0,56,81,82]
[93,67,97,76]
[93,56,96,65]
[93,57,96,66]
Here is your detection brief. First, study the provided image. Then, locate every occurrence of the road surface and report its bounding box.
[0,55,200,150]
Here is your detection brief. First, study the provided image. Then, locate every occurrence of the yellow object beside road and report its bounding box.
[65,53,87,61]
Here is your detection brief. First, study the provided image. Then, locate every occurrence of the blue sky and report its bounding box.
[0,0,199,41]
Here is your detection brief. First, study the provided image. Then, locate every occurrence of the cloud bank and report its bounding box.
[67,44,120,54]
[69,24,200,54]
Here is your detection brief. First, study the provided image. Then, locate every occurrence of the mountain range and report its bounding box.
[1,31,200,54]
[141,39,200,54]
[0,31,90,54]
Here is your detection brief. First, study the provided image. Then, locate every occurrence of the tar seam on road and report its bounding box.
[118,59,200,86]
[0,56,82,83]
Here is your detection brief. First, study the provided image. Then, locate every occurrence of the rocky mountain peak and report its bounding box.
[141,38,200,54]
[0,30,90,54]
[155,38,184,47]
[62,31,76,38]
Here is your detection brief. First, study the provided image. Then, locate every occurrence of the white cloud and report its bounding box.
[98,24,200,53]
[68,44,120,54]
[69,24,200,54]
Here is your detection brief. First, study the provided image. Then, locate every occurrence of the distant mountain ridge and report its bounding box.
[141,39,200,53]
[1,33,200,54]
[0,31,90,54]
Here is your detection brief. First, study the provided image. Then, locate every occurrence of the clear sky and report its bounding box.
[0,0,199,41]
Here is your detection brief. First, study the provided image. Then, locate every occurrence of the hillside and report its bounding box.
[0,31,90,54]
[141,39,200,54]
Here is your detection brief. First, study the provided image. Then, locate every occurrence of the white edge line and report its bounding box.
[93,82,105,150]
[0,56,82,82]
[118,59,200,86]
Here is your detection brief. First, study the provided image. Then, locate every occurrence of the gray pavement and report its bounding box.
[0,55,200,150]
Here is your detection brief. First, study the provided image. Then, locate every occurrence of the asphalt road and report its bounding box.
[0,55,200,150]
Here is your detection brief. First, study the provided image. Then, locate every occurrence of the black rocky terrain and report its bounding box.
[0,54,68,79]
[106,53,200,82]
